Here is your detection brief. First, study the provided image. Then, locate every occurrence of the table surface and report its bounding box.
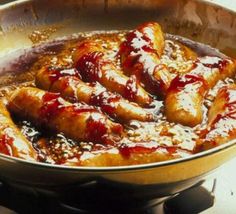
[209,0,236,11]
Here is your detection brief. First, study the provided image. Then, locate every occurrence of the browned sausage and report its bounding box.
[0,101,37,160]
[35,66,154,122]
[120,22,173,97]
[80,145,191,166]
[73,40,152,107]
[8,87,123,145]
[165,57,236,127]
[36,136,192,166]
[199,85,236,150]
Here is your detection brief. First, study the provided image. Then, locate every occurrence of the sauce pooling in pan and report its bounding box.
[0,22,235,166]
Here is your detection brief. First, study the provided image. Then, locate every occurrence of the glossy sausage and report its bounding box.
[73,40,152,107]
[199,85,236,150]
[35,66,154,122]
[79,145,191,166]
[120,22,172,97]
[165,57,236,127]
[0,101,37,160]
[8,87,123,144]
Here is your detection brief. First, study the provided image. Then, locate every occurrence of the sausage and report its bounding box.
[79,145,191,167]
[199,85,236,150]
[73,40,152,107]
[36,137,192,166]
[8,87,124,144]
[35,66,154,122]
[120,22,173,97]
[0,101,37,160]
[165,74,207,127]
[79,122,197,166]
[165,57,236,127]
[190,56,236,88]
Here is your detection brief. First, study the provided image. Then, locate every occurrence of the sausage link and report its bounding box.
[80,146,190,166]
[35,66,154,122]
[120,22,172,97]
[165,74,207,127]
[0,101,37,160]
[73,41,152,107]
[199,85,236,150]
[165,57,236,127]
[8,87,123,144]
[37,137,192,166]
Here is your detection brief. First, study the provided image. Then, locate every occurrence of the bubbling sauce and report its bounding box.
[0,27,235,166]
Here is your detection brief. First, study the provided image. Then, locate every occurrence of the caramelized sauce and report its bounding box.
[85,114,108,144]
[48,67,81,83]
[199,56,228,70]
[124,75,139,100]
[41,92,97,121]
[0,134,13,156]
[0,26,235,166]
[90,90,121,116]
[119,25,156,56]
[119,143,157,158]
[168,74,206,92]
[40,92,122,144]
[118,143,179,158]
[76,52,104,82]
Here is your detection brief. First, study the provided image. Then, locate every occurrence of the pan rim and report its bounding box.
[0,139,235,172]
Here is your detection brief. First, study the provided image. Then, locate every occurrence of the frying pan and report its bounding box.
[0,0,235,200]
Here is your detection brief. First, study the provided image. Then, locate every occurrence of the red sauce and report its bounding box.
[224,89,236,111]
[40,92,123,144]
[47,67,81,84]
[119,24,156,80]
[227,102,236,112]
[40,92,62,120]
[168,74,206,92]
[120,28,156,55]
[45,65,129,118]
[40,92,97,121]
[119,31,155,74]
[166,146,178,154]
[124,75,139,100]
[75,49,147,105]
[210,87,236,126]
[120,23,169,98]
[145,64,169,97]
[90,90,121,116]
[200,57,228,70]
[85,114,108,144]
[119,143,177,158]
[119,143,156,158]
[76,52,104,82]
[214,111,236,125]
[86,113,123,145]
[0,134,13,156]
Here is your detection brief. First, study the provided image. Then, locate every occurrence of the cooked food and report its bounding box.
[199,85,236,150]
[35,66,153,122]
[120,22,172,97]
[0,101,36,160]
[73,40,153,107]
[165,57,236,127]
[0,21,235,166]
[8,87,123,144]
